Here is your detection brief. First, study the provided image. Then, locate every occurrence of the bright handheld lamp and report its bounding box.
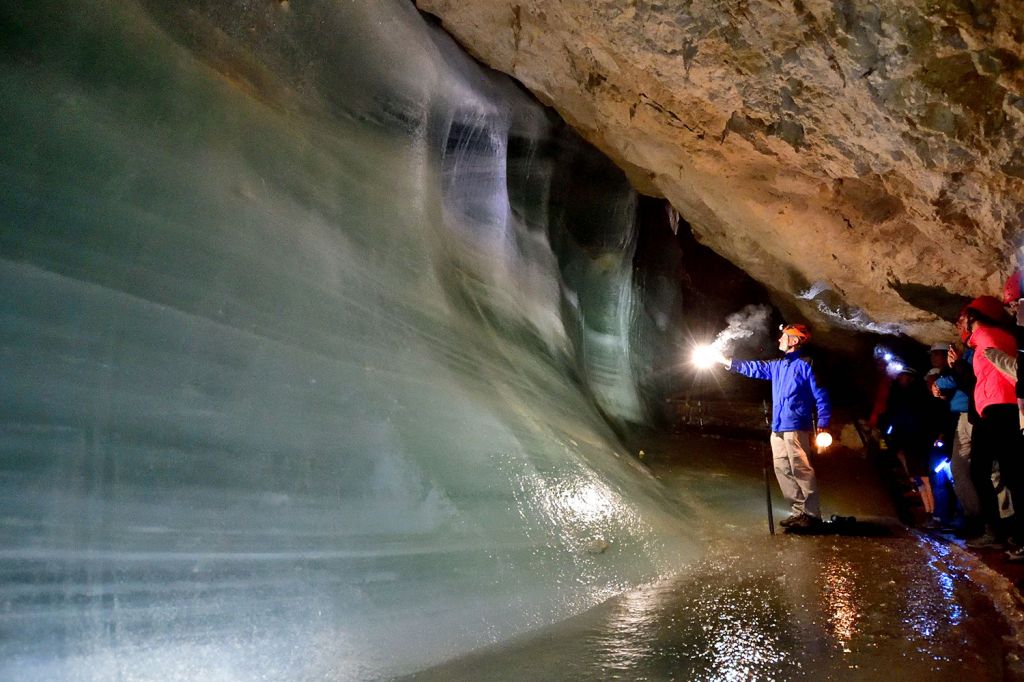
[815,431,833,449]
[691,344,724,370]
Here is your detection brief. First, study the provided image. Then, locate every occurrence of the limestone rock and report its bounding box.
[416,0,1024,342]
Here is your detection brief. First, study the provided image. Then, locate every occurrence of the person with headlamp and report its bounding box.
[710,323,831,529]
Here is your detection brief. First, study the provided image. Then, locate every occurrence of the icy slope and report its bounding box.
[0,1,697,679]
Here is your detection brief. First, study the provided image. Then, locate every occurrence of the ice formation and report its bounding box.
[0,1,700,678]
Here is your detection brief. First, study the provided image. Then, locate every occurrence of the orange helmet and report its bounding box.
[780,323,811,344]
[1003,271,1022,305]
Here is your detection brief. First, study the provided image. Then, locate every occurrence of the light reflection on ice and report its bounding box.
[900,539,965,642]
[599,587,663,669]
[821,557,859,648]
[556,479,620,526]
[707,611,788,681]
[924,541,964,626]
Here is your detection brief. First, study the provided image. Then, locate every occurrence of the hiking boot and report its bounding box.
[780,513,803,528]
[788,514,821,530]
[966,532,1003,549]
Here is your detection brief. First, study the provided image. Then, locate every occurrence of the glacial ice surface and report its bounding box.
[0,1,699,678]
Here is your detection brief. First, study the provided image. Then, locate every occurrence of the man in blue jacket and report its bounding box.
[716,323,831,529]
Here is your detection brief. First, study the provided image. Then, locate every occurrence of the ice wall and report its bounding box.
[0,1,697,678]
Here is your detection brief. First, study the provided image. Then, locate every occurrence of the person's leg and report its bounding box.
[951,413,980,520]
[1001,413,1024,558]
[918,476,935,515]
[968,415,1002,545]
[991,406,1024,540]
[771,431,801,516]
[785,431,820,518]
[906,443,934,518]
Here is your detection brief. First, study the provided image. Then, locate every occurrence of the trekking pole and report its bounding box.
[762,400,775,535]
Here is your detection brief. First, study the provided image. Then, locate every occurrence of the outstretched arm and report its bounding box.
[729,359,772,380]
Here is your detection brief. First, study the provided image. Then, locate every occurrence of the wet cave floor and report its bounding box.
[408,433,1024,681]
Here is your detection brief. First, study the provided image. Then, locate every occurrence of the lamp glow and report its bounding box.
[815,431,833,449]
[691,344,724,370]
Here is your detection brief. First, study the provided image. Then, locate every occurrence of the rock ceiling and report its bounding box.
[417,0,1024,342]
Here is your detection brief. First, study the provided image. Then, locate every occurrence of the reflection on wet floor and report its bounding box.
[409,532,1013,680]
[409,434,1023,681]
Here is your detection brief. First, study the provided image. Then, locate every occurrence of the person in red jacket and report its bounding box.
[1002,270,1024,432]
[962,296,1022,551]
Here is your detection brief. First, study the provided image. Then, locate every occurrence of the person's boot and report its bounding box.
[780,513,803,528]
[966,526,1003,549]
[787,514,821,530]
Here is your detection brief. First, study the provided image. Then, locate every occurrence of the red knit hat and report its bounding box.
[966,295,1011,325]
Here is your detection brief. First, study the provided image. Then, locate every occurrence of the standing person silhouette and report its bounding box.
[715,324,831,529]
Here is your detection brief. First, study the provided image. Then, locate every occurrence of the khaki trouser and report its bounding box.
[950,412,980,519]
[770,431,820,518]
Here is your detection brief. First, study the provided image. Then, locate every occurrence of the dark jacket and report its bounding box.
[730,351,830,432]
[883,375,942,453]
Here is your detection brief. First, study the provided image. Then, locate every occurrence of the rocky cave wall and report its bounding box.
[417,0,1024,343]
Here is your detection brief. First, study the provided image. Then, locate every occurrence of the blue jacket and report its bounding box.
[935,348,973,414]
[730,351,830,432]
[934,374,969,414]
